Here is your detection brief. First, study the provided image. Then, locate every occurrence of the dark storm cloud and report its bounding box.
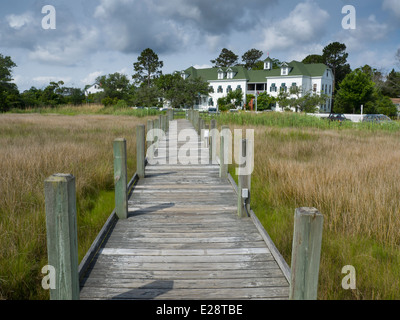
[92,0,278,54]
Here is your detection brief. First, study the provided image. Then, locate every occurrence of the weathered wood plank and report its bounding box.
[80,286,289,300]
[81,277,288,290]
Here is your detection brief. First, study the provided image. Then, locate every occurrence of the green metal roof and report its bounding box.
[183,60,329,83]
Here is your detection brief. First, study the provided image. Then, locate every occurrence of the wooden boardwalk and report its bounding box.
[79,119,290,300]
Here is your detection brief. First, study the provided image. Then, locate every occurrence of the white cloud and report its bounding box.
[32,76,72,88]
[256,1,329,52]
[383,0,400,18]
[336,14,389,52]
[193,64,212,69]
[80,71,104,86]
[28,26,100,66]
[6,13,33,30]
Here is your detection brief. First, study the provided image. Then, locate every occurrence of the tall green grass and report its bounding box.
[206,111,400,133]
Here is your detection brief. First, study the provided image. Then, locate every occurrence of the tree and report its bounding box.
[242,49,263,70]
[0,54,20,112]
[277,91,290,111]
[40,81,66,106]
[322,42,351,93]
[302,54,324,64]
[133,85,161,108]
[96,73,131,102]
[211,48,239,67]
[334,69,375,114]
[217,89,243,111]
[155,73,211,108]
[255,92,275,111]
[133,48,163,87]
[382,69,400,98]
[182,77,212,108]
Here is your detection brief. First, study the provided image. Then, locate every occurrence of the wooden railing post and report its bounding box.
[289,207,323,300]
[113,138,128,220]
[209,119,217,163]
[147,120,154,162]
[168,109,174,122]
[154,118,160,147]
[219,126,229,179]
[238,139,251,218]
[198,115,202,136]
[44,174,79,300]
[137,125,146,179]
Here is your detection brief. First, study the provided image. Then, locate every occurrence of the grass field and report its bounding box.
[0,112,152,299]
[223,114,400,300]
[1,107,400,299]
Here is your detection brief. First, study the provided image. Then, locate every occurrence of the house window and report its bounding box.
[208,98,214,106]
[227,85,232,93]
[217,86,223,93]
[291,83,297,91]
[280,83,287,92]
[237,85,242,92]
[209,86,214,93]
[270,83,277,92]
[313,84,317,92]
[329,85,332,94]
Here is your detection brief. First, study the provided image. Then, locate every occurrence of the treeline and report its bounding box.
[1,45,400,115]
[0,49,211,112]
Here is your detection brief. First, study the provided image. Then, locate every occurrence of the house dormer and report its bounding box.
[280,62,291,76]
[217,68,224,80]
[181,71,188,80]
[226,67,237,79]
[264,57,273,70]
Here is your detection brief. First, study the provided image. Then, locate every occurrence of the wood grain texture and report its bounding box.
[80,119,290,300]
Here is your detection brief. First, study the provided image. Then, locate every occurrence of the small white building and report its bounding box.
[85,83,104,96]
[181,57,334,113]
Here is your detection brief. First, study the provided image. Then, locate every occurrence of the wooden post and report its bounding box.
[168,109,174,121]
[209,119,217,163]
[238,139,251,218]
[137,125,146,179]
[113,138,128,220]
[147,120,154,162]
[198,116,203,136]
[289,207,323,300]
[219,126,229,179]
[44,174,79,300]
[154,118,160,147]
[147,119,154,141]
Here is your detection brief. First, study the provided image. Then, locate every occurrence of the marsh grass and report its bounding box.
[0,113,147,299]
[225,120,400,299]
[8,104,159,118]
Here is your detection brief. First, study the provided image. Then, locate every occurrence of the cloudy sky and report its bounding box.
[1,0,399,92]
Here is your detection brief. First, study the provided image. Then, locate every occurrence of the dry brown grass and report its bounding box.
[226,124,400,299]
[0,114,148,299]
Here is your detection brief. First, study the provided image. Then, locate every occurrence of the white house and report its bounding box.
[85,83,104,96]
[181,57,334,113]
